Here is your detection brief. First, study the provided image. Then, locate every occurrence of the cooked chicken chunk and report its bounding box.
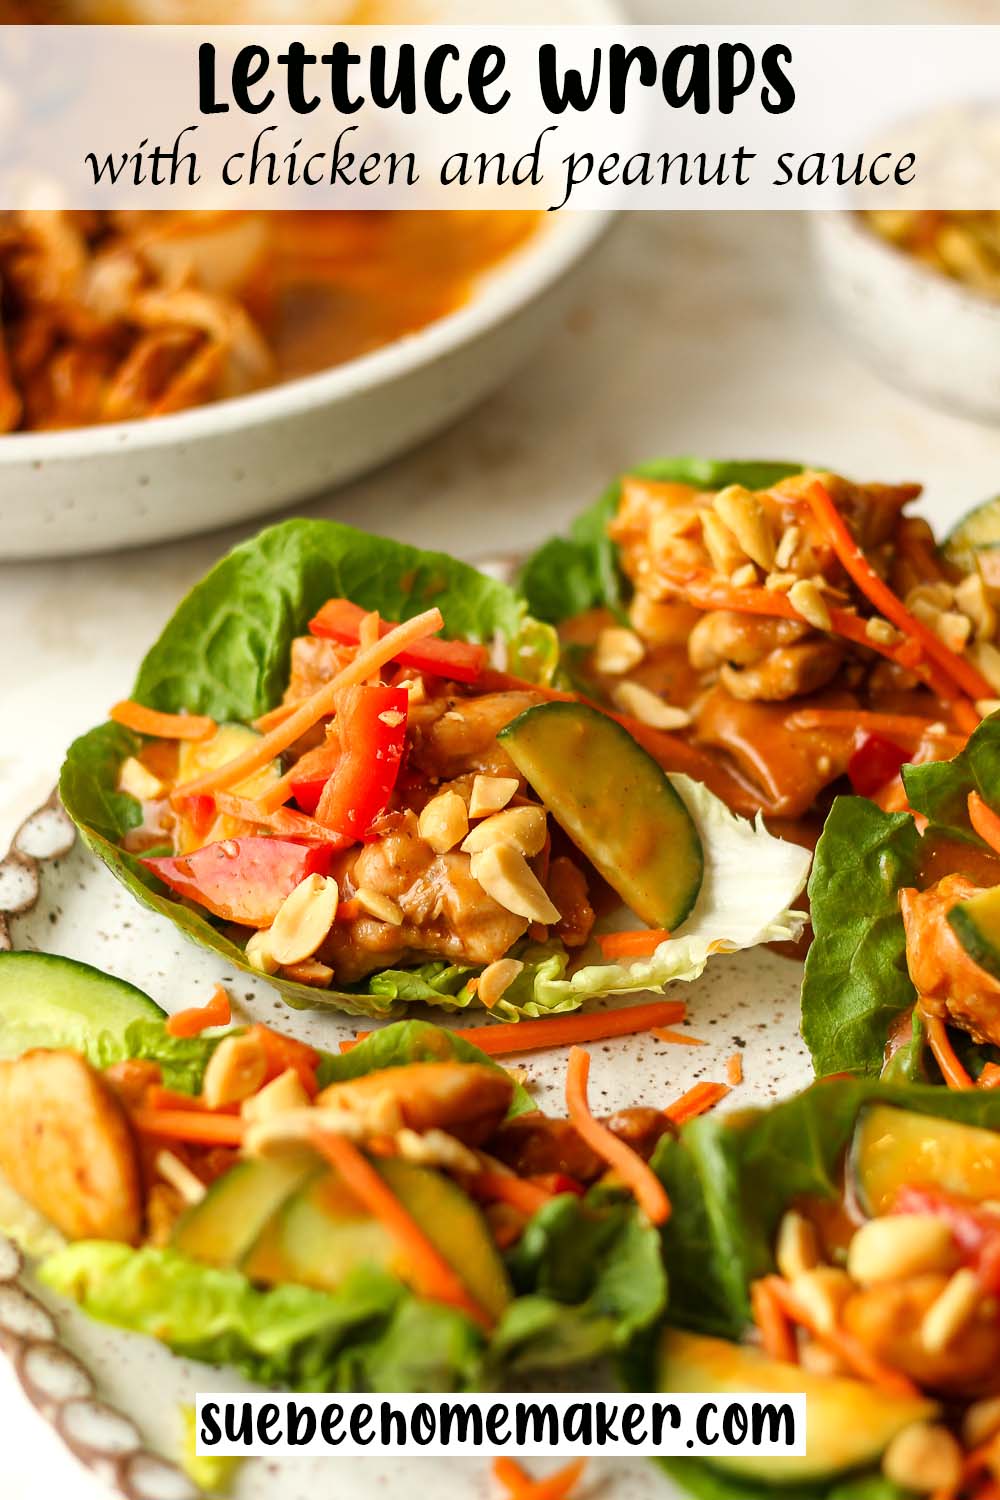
[316,1061,513,1145]
[408,691,543,780]
[0,1050,142,1242]
[689,611,844,703]
[901,875,1000,1047]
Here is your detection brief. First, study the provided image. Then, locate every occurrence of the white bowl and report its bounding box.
[0,208,612,558]
[813,210,1000,427]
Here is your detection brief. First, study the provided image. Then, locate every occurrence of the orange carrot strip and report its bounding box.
[751,1277,798,1364]
[919,1003,974,1090]
[785,709,967,749]
[565,1047,670,1225]
[596,928,671,959]
[803,479,994,703]
[146,1084,207,1112]
[341,1001,688,1058]
[213,790,349,846]
[170,608,443,806]
[651,1027,707,1047]
[766,1276,920,1397]
[664,1081,731,1125]
[969,791,1000,857]
[311,1126,493,1329]
[247,1023,320,1096]
[726,1052,743,1086]
[980,1063,1000,1091]
[131,1108,245,1146]
[470,1172,553,1217]
[110,700,216,741]
[492,1457,588,1500]
[165,984,231,1038]
[253,700,302,733]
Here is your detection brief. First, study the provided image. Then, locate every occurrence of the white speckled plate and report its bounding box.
[0,788,813,1499]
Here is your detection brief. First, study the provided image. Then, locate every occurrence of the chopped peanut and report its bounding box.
[700,511,746,576]
[611,680,692,730]
[477,958,524,1009]
[788,578,832,632]
[471,844,560,924]
[154,1149,205,1206]
[963,1394,1000,1449]
[268,874,339,965]
[461,805,548,859]
[118,756,165,801]
[245,929,278,975]
[469,775,519,819]
[847,1215,958,1287]
[955,572,997,641]
[713,485,775,570]
[280,959,335,986]
[790,1267,853,1335]
[241,1068,311,1124]
[881,1422,962,1495]
[920,1267,982,1353]
[593,626,645,676]
[354,888,404,925]
[729,562,758,588]
[418,790,469,853]
[202,1033,269,1110]
[775,1210,819,1281]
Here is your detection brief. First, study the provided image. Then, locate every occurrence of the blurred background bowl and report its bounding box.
[813,209,1000,428]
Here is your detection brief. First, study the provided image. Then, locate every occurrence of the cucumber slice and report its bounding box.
[852,1103,1000,1216]
[947,885,1000,980]
[172,1155,317,1268]
[0,951,164,1063]
[175,723,280,853]
[658,1329,937,1484]
[498,701,704,930]
[241,1157,512,1318]
[942,494,1000,581]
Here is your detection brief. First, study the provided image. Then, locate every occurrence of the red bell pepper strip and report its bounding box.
[309,598,488,685]
[143,838,333,927]
[847,733,909,799]
[315,685,408,839]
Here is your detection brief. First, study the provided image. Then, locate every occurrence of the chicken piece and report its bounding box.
[408,691,543,780]
[689,611,844,703]
[316,1061,513,1146]
[284,635,354,703]
[491,1107,674,1184]
[322,809,529,980]
[0,1050,142,1243]
[843,1272,1000,1397]
[901,875,1000,1046]
[547,856,595,948]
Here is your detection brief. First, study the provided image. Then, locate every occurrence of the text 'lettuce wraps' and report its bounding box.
[60,518,809,1019]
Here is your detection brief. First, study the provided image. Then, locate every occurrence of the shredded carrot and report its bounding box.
[596,928,671,958]
[146,1084,208,1112]
[664,1080,731,1125]
[565,1047,670,1225]
[170,607,443,806]
[110,700,216,741]
[131,1108,246,1146]
[165,984,231,1038]
[311,1126,493,1329]
[803,479,994,704]
[651,1026,707,1047]
[969,791,1000,857]
[212,790,349,845]
[252,699,302,733]
[492,1457,587,1500]
[341,1001,688,1057]
[247,1023,320,1096]
[919,1003,974,1090]
[726,1052,743,1086]
[980,1063,1000,1090]
[784,709,967,749]
[470,1172,553,1217]
[751,1277,798,1364]
[766,1276,920,1397]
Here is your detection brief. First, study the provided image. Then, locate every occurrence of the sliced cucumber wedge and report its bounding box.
[852,1103,1000,1217]
[0,951,164,1062]
[172,1155,318,1267]
[498,700,703,931]
[942,494,1000,582]
[947,884,1000,980]
[658,1329,937,1485]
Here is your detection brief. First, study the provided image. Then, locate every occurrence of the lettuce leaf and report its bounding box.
[903,708,1000,842]
[60,520,546,1018]
[800,797,921,1078]
[517,458,805,623]
[39,1186,667,1393]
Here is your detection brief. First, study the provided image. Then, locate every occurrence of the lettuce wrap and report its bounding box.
[60,517,809,1020]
